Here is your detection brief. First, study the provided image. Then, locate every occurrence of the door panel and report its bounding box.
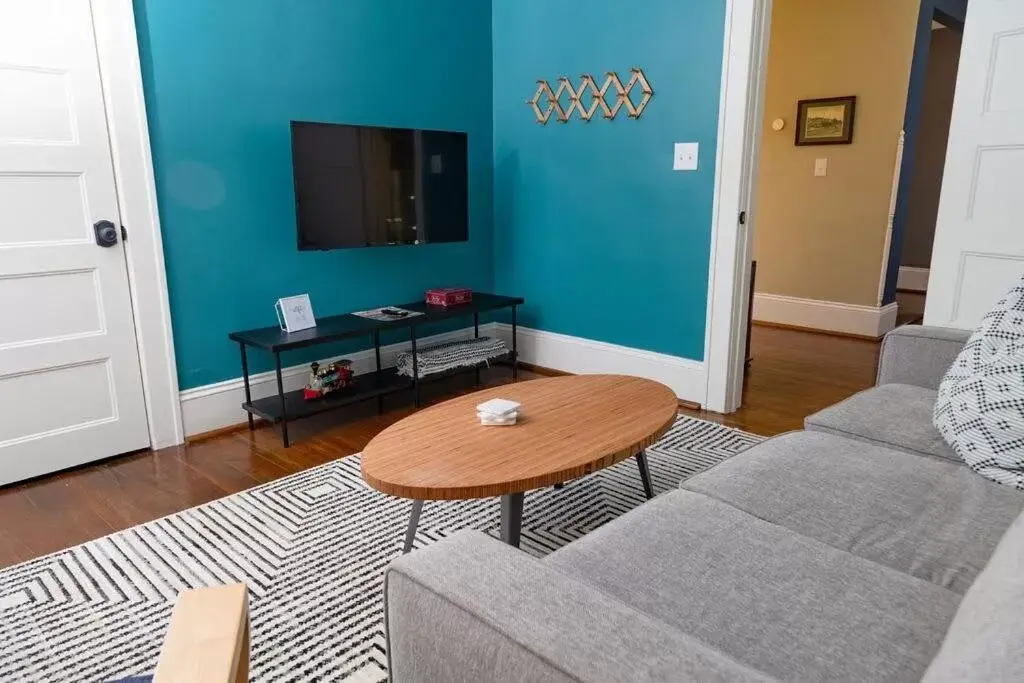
[926,4,1024,328]
[0,174,92,244]
[0,269,103,346]
[0,1,149,484]
[0,360,115,445]
[0,65,76,143]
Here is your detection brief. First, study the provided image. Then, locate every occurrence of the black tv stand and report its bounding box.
[228,293,523,446]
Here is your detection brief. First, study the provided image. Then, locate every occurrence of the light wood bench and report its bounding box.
[151,583,250,683]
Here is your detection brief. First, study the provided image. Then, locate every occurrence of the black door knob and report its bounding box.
[94,220,119,248]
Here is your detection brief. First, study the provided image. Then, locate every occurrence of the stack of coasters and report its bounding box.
[477,398,520,426]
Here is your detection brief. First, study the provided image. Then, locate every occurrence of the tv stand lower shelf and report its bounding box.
[228,293,523,447]
[243,368,412,425]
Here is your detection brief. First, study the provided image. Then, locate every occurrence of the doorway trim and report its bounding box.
[91,0,184,448]
[703,0,772,413]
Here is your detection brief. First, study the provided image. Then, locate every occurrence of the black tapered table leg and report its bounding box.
[239,343,254,430]
[403,500,423,554]
[274,351,289,447]
[500,492,524,548]
[635,450,653,500]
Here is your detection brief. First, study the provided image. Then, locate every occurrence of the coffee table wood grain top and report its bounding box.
[361,375,678,500]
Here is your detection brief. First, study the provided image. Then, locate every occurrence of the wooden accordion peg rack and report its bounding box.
[526,67,654,124]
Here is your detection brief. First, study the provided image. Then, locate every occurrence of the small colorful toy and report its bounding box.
[303,359,354,400]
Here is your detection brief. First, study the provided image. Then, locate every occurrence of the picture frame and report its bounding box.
[275,294,317,333]
[795,96,856,146]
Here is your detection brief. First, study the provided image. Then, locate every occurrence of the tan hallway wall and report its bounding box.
[901,26,962,270]
[753,0,920,306]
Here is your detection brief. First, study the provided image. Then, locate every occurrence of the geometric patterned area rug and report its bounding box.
[0,416,762,682]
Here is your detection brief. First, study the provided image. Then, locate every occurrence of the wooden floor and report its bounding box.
[0,324,880,569]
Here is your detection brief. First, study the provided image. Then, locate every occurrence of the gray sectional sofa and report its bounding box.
[383,325,1024,682]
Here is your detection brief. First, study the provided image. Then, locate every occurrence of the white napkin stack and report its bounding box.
[477,398,521,426]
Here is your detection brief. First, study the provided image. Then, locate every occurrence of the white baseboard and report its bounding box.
[179,327,481,437]
[753,294,899,338]
[897,266,929,293]
[180,323,709,436]
[490,323,707,406]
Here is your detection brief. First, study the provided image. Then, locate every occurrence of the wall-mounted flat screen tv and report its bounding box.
[291,121,469,249]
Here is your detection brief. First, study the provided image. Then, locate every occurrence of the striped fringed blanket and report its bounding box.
[395,336,509,379]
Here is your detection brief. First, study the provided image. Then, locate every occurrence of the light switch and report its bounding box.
[673,142,699,171]
[814,158,828,177]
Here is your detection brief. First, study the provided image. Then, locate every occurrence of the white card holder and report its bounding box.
[476,398,521,417]
[275,294,317,333]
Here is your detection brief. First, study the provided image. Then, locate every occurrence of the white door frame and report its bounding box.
[90,0,183,448]
[703,0,772,413]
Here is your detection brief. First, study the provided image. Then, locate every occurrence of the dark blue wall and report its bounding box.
[134,0,494,389]
[884,0,967,304]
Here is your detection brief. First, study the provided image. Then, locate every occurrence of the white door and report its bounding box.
[925,1,1024,329]
[0,1,149,485]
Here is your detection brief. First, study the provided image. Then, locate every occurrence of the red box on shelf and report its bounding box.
[425,287,473,307]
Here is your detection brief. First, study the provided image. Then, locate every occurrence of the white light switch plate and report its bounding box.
[814,158,828,177]
[673,142,699,171]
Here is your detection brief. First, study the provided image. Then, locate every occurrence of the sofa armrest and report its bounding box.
[384,530,773,683]
[876,325,971,389]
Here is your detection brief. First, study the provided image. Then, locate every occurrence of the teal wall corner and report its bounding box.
[491,0,726,362]
[135,0,728,390]
[134,0,494,389]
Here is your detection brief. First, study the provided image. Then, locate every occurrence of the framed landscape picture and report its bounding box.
[795,96,856,146]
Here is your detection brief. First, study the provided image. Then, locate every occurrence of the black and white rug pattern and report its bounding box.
[0,416,762,682]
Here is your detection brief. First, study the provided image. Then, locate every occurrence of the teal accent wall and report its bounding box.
[134,0,494,389]
[137,0,729,390]
[491,0,726,361]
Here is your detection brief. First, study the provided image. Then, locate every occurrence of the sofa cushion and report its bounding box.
[545,490,959,683]
[923,511,1024,682]
[805,384,957,462]
[876,325,970,389]
[682,431,1023,593]
[933,274,1024,488]
[386,531,774,683]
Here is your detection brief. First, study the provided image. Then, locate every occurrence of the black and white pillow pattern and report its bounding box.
[934,274,1024,488]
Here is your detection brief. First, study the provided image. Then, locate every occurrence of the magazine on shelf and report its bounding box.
[351,307,424,322]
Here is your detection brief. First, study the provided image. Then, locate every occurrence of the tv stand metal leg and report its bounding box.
[274,351,289,447]
[239,343,254,431]
[374,330,383,415]
[511,305,518,381]
[411,329,420,408]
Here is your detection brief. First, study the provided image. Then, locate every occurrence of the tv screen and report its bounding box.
[291,121,469,250]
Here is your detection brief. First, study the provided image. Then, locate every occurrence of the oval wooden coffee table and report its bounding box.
[361,374,678,551]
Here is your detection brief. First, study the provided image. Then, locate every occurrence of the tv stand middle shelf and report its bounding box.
[228,292,523,446]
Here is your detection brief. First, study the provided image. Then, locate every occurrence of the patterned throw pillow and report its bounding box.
[934,275,1024,488]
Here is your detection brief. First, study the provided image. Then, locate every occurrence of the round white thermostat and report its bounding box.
[771,118,785,132]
